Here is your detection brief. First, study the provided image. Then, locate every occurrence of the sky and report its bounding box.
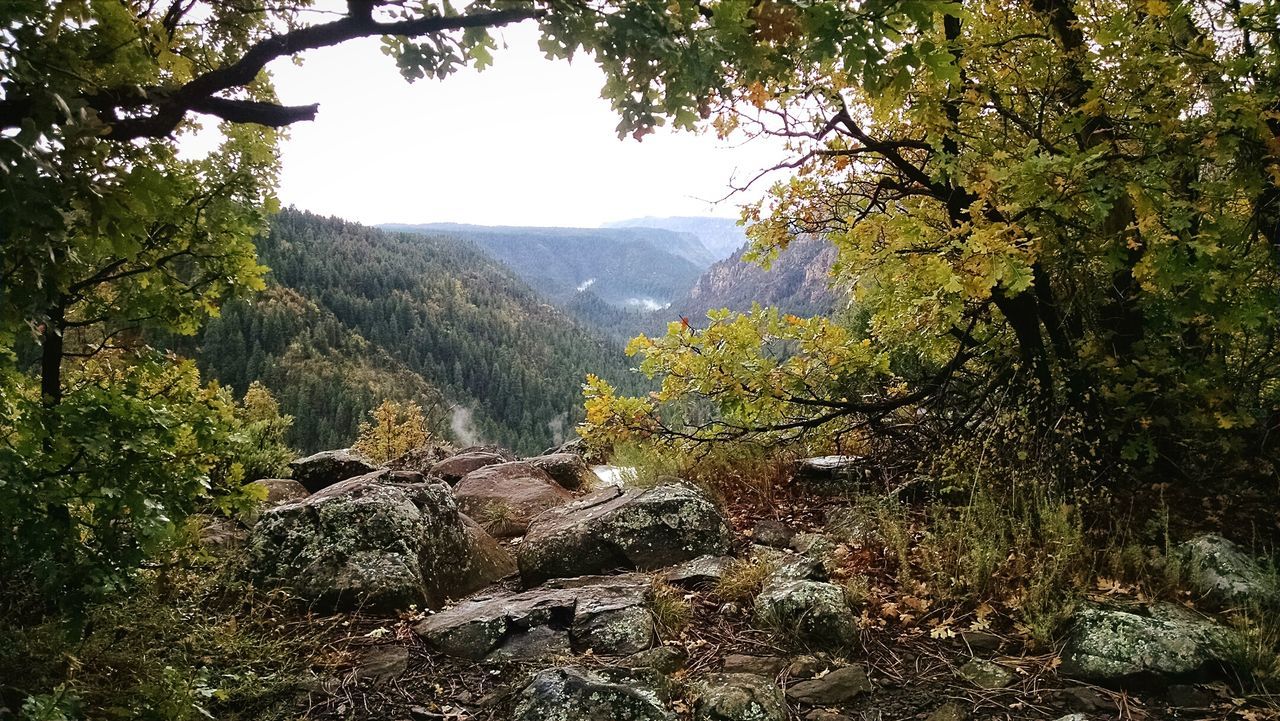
[263,21,786,228]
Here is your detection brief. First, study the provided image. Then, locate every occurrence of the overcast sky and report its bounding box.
[263,22,784,228]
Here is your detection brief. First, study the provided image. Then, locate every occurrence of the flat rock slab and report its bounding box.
[694,672,787,721]
[415,573,655,660]
[246,470,514,611]
[513,666,674,721]
[786,665,872,705]
[454,461,573,537]
[662,555,736,588]
[517,482,734,585]
[723,654,787,676]
[289,449,380,493]
[957,659,1015,690]
[1060,603,1231,683]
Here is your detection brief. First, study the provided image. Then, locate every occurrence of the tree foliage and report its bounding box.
[582,0,1280,478]
[353,400,434,464]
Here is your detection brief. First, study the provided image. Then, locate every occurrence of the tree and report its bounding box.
[353,399,434,464]
[582,0,1280,479]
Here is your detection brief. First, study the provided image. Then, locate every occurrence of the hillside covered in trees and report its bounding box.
[189,210,645,454]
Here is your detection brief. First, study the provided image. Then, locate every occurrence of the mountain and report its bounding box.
[188,210,646,455]
[604,216,748,261]
[384,224,710,306]
[668,236,842,326]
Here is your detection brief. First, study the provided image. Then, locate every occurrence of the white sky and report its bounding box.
[264,21,785,227]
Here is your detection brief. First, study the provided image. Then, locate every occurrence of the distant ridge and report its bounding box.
[603,216,747,261]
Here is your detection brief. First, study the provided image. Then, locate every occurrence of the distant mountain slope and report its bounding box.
[605,216,747,261]
[668,236,842,326]
[383,224,709,311]
[191,210,645,454]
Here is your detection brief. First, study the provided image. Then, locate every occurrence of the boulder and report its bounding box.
[288,449,380,492]
[785,665,872,705]
[723,655,786,676]
[429,451,509,485]
[793,455,867,494]
[753,579,857,648]
[1060,603,1231,683]
[517,482,734,585]
[457,444,519,461]
[527,453,597,491]
[454,462,574,537]
[415,574,654,660]
[512,666,674,721]
[247,478,309,504]
[694,673,787,721]
[246,470,514,611]
[385,444,456,475]
[1175,534,1277,607]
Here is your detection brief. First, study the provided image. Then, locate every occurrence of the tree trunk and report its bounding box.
[41,305,65,408]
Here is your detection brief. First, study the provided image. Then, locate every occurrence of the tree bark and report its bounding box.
[41,305,65,408]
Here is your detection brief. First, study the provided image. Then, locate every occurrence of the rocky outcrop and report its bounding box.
[288,449,380,492]
[753,579,857,648]
[528,453,597,491]
[385,444,456,475]
[693,673,787,721]
[246,478,309,504]
[428,451,509,485]
[246,470,514,611]
[512,666,674,721]
[1175,534,1277,607]
[415,574,655,660]
[453,462,574,537]
[1060,603,1232,683]
[517,482,734,585]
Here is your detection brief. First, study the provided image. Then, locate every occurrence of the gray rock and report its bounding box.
[753,579,856,648]
[288,449,379,492]
[454,461,574,537]
[429,451,509,485]
[662,555,736,588]
[805,712,856,721]
[352,645,409,683]
[517,482,734,585]
[752,520,795,549]
[694,673,787,721]
[512,666,674,721]
[1176,534,1277,607]
[1060,603,1232,682]
[1167,684,1214,708]
[957,658,1015,689]
[786,656,831,678]
[723,655,786,676]
[790,532,837,558]
[625,646,688,674]
[925,702,969,721]
[793,456,867,494]
[246,470,514,611]
[785,665,872,705]
[528,453,597,491]
[385,444,455,475]
[415,574,654,660]
[197,515,246,548]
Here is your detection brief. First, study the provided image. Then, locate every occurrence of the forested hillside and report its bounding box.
[191,210,644,454]
[605,216,747,260]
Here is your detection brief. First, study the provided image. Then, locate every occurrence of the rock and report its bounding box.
[429,451,509,485]
[693,673,787,721]
[956,630,1002,654]
[926,702,969,721]
[823,507,873,544]
[542,436,589,457]
[625,646,688,674]
[1060,603,1231,683]
[786,656,831,678]
[454,461,574,537]
[386,444,456,475]
[764,555,826,584]
[753,579,856,648]
[196,515,246,548]
[1175,534,1278,607]
[752,520,795,549]
[785,665,872,705]
[793,456,867,494]
[723,655,786,676]
[1059,686,1111,713]
[1053,716,1089,721]
[790,532,837,558]
[247,478,309,504]
[957,659,1015,689]
[662,555,736,588]
[288,449,380,493]
[352,645,409,683]
[528,453,597,491]
[415,573,654,660]
[512,666,673,721]
[246,470,514,611]
[517,482,734,585]
[805,712,855,721]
